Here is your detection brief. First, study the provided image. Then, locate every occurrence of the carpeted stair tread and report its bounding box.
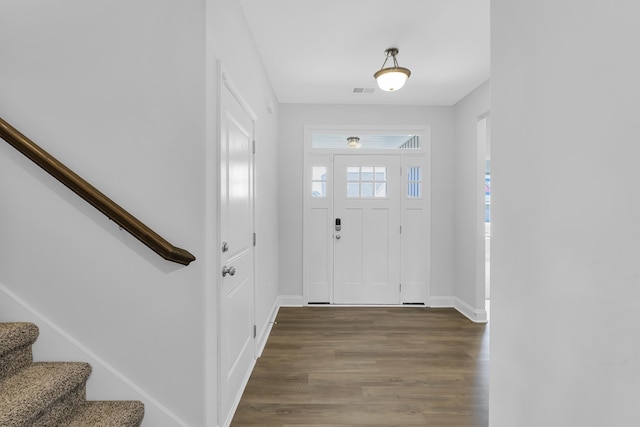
[0,323,39,357]
[0,361,91,426]
[66,400,145,426]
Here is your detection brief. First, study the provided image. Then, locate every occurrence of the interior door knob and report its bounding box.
[222,265,236,277]
[335,234,341,240]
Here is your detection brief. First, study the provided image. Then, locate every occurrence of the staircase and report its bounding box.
[0,322,144,426]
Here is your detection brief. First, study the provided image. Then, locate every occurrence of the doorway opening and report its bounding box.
[477,115,490,312]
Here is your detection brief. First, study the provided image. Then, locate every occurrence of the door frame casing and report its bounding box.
[302,125,431,306]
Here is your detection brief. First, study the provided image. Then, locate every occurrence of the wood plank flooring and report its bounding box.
[231,307,489,426]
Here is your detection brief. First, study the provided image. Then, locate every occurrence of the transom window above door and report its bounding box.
[312,134,421,150]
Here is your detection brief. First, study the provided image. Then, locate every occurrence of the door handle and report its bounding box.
[335,234,341,240]
[222,265,236,277]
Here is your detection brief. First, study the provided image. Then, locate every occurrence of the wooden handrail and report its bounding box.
[0,117,196,266]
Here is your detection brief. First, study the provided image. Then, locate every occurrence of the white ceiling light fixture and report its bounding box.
[347,136,361,148]
[373,48,411,92]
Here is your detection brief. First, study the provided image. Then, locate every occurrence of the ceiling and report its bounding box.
[238,0,490,106]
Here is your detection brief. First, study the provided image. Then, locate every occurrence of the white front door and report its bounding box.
[333,155,401,304]
[219,77,255,426]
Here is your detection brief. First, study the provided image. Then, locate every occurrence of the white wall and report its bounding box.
[0,1,206,425]
[1,1,280,426]
[453,80,490,310]
[491,1,640,426]
[278,104,455,299]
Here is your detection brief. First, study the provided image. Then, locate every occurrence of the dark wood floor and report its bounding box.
[231,307,489,426]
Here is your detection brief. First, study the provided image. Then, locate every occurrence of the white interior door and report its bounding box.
[219,77,255,426]
[333,155,401,304]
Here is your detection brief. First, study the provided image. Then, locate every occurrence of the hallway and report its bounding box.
[232,307,489,426]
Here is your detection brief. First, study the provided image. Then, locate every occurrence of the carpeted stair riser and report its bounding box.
[0,323,39,356]
[31,383,86,427]
[67,401,145,426]
[0,322,144,426]
[0,362,91,426]
[0,345,32,380]
[0,323,39,379]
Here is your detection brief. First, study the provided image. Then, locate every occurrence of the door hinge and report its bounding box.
[253,232,256,246]
[400,225,402,234]
[252,140,256,154]
[400,283,402,292]
[253,325,257,338]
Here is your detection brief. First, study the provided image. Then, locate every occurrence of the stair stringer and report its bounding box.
[0,281,189,427]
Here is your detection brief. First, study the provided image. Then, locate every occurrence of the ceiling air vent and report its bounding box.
[353,87,375,94]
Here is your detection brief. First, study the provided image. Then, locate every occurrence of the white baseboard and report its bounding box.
[256,297,280,358]
[0,282,189,427]
[277,294,487,323]
[220,357,256,427]
[428,296,456,307]
[454,297,488,323]
[277,295,304,307]
[429,295,487,323]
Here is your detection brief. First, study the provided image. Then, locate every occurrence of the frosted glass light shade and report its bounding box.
[347,136,361,148]
[374,67,411,92]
